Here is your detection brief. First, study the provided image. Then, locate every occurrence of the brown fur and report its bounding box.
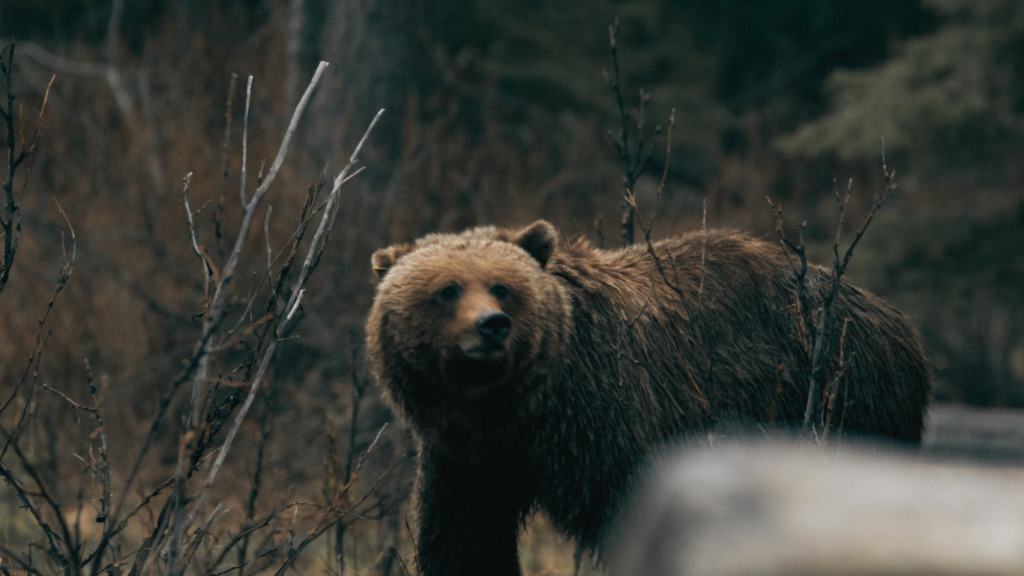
[365,220,931,576]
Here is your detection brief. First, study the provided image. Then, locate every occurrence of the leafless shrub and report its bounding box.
[0,51,405,576]
[605,26,898,444]
[0,203,76,576]
[604,18,662,246]
[767,139,896,438]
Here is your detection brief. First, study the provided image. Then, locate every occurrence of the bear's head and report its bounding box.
[366,221,570,418]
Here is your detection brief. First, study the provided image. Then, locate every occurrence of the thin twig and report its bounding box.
[821,318,852,440]
[214,72,238,259]
[182,173,213,318]
[127,492,174,576]
[604,20,659,245]
[0,460,70,570]
[177,503,227,569]
[394,548,414,576]
[240,76,252,206]
[341,454,405,520]
[697,197,707,307]
[211,513,273,572]
[0,419,81,574]
[263,205,273,273]
[234,403,269,576]
[40,384,96,414]
[210,548,277,576]
[406,516,423,575]
[271,425,393,576]
[2,41,52,296]
[2,200,74,460]
[766,197,812,349]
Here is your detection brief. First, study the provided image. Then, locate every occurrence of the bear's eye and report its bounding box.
[491,284,510,300]
[438,284,462,302]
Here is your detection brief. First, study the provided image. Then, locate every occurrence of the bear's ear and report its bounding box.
[371,243,413,278]
[512,220,557,269]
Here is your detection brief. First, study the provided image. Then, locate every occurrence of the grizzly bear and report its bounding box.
[365,220,931,576]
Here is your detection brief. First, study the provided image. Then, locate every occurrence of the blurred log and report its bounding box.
[608,438,1024,576]
[924,404,1024,462]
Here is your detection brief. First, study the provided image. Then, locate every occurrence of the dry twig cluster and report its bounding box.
[767,139,897,438]
[0,46,403,576]
[604,18,662,247]
[604,24,897,443]
[0,40,53,297]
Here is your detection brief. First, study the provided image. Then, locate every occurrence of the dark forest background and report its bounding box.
[1,0,1023,574]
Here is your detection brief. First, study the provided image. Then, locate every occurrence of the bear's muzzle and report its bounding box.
[459,310,512,362]
[476,311,511,344]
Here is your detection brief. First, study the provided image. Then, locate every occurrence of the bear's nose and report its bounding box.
[476,311,511,343]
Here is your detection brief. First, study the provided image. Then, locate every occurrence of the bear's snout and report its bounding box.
[476,311,511,344]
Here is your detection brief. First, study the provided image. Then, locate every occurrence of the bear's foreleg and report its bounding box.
[416,449,533,576]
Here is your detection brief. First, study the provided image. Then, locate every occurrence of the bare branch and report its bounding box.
[182,107,382,536]
[278,108,385,333]
[182,173,213,319]
[220,73,238,181]
[271,424,394,576]
[2,198,75,463]
[263,204,273,272]
[211,548,277,576]
[168,69,331,528]
[766,196,812,349]
[697,197,707,307]
[240,75,252,206]
[109,477,175,538]
[0,459,72,571]
[2,41,53,296]
[208,62,327,340]
[84,359,113,529]
[407,516,423,575]
[213,73,239,257]
[795,140,895,436]
[40,383,96,414]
